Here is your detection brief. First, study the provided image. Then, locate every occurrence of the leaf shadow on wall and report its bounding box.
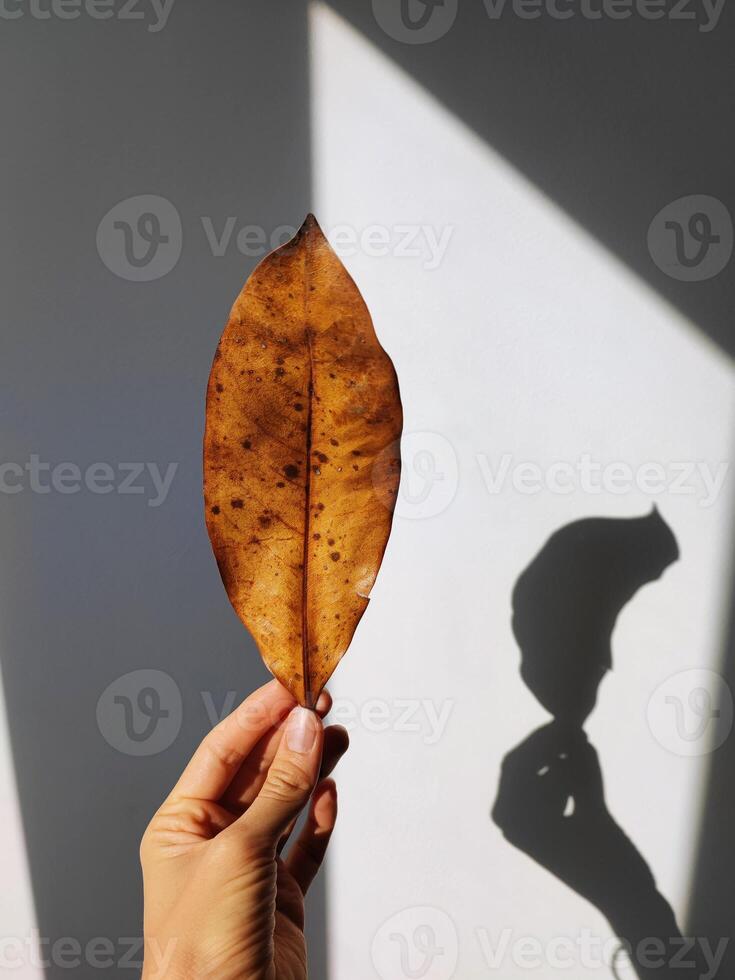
[492,509,720,979]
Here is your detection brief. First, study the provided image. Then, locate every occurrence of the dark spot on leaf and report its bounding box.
[216,383,224,393]
[317,502,324,510]
[259,514,272,528]
[231,498,244,509]
[328,538,335,546]
[313,533,321,540]
[330,551,340,562]
[316,452,328,463]
[330,438,339,446]
[294,403,304,412]
[352,464,359,471]
[276,481,285,488]
[352,449,362,456]
[284,463,299,479]
[211,505,220,515]
[242,439,252,450]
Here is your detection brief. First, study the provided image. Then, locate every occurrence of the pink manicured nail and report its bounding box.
[286,707,318,753]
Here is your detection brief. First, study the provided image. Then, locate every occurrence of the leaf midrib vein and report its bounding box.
[300,234,315,708]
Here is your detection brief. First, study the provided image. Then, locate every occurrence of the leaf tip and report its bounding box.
[298,212,324,238]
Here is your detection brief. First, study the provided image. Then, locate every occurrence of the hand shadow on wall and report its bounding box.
[492,509,720,979]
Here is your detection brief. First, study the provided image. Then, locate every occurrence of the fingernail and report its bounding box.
[287,706,318,754]
[315,690,330,714]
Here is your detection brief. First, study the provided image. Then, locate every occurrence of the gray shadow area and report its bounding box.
[0,2,327,977]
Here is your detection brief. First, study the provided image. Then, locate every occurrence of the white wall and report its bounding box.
[0,671,41,979]
[311,6,735,977]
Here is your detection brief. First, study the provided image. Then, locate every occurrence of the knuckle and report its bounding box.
[203,731,245,770]
[139,799,215,858]
[263,761,314,802]
[209,828,270,871]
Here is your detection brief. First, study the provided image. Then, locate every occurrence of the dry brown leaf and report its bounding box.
[204,214,403,707]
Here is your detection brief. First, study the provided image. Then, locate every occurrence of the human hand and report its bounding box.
[140,679,349,980]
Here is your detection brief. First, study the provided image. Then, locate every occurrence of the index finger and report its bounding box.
[169,679,296,803]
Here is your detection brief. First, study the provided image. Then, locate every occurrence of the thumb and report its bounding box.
[236,706,324,848]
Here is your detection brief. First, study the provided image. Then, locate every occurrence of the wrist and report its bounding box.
[606,889,678,938]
